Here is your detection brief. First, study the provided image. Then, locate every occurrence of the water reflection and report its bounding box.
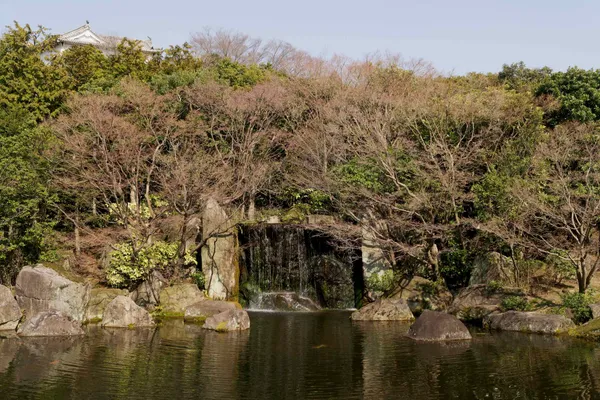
[0,312,599,399]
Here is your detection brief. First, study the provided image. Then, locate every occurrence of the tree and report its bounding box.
[510,123,600,293]
[0,22,69,120]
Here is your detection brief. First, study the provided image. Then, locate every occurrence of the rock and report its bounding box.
[571,318,600,340]
[448,284,525,321]
[407,310,472,341]
[159,284,205,315]
[351,298,414,321]
[202,309,250,332]
[129,270,167,309]
[484,311,574,334]
[469,252,514,286]
[85,288,128,323]
[266,215,280,224]
[250,292,321,311]
[0,285,21,330]
[589,303,600,320]
[101,296,155,328]
[361,220,392,299]
[17,311,84,337]
[184,300,238,321]
[390,276,453,314]
[201,198,239,300]
[16,265,90,322]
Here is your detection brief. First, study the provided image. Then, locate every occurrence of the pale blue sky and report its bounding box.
[1,0,598,74]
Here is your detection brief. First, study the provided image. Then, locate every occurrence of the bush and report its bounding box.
[366,270,396,294]
[562,292,594,325]
[191,271,205,290]
[485,280,503,295]
[106,240,196,288]
[501,296,531,311]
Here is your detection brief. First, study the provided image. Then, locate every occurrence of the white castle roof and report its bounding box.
[58,24,159,53]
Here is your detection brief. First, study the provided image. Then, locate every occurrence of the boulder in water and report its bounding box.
[184,300,238,321]
[159,284,205,315]
[351,298,414,321]
[484,311,574,334]
[407,310,472,341]
[0,285,21,330]
[16,265,90,322]
[101,296,155,328]
[250,292,321,311]
[17,311,84,337]
[130,270,167,309]
[85,288,128,323]
[202,309,250,332]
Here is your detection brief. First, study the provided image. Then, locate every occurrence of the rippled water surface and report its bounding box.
[1,311,600,399]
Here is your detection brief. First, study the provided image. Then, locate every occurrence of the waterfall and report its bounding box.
[238,224,363,309]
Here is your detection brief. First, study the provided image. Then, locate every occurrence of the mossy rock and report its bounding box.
[570,318,600,340]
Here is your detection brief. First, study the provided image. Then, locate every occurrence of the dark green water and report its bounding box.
[1,311,599,399]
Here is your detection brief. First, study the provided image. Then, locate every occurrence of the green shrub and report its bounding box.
[366,270,396,294]
[501,296,531,311]
[562,292,594,325]
[106,240,196,288]
[191,271,205,290]
[485,280,503,295]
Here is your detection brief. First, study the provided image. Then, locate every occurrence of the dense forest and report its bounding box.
[3,21,600,303]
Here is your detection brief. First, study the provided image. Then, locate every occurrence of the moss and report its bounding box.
[152,310,184,320]
[83,317,102,325]
[127,323,135,330]
[183,316,207,324]
[569,319,600,340]
[215,321,229,332]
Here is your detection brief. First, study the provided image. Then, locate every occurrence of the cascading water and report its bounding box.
[238,224,363,309]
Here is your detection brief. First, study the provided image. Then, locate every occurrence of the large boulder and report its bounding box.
[0,285,21,330]
[17,311,84,337]
[85,288,128,323]
[201,198,238,300]
[16,265,90,322]
[129,270,167,309]
[407,310,472,341]
[202,309,250,332]
[361,220,392,299]
[390,276,453,314]
[589,303,600,320]
[159,284,205,315]
[101,296,155,328]
[250,292,321,311]
[449,284,525,321]
[469,252,514,286]
[484,311,574,334]
[351,298,414,321]
[185,300,238,321]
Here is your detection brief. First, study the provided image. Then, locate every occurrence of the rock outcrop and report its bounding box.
[484,311,574,334]
[130,270,167,309]
[201,198,238,301]
[17,311,84,337]
[85,288,128,323]
[361,220,392,299]
[159,284,205,315]
[449,284,525,321]
[185,300,238,321]
[202,309,250,332]
[16,265,90,322]
[407,310,472,341]
[0,285,21,330]
[469,252,514,286]
[351,298,414,321]
[101,296,155,328]
[250,292,321,311]
[390,276,453,314]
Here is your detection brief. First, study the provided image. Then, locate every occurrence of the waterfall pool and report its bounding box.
[0,310,598,399]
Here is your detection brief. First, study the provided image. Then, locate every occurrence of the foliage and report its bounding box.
[106,240,196,288]
[501,296,532,311]
[536,67,600,125]
[486,280,504,295]
[498,62,552,91]
[0,23,69,120]
[562,292,594,325]
[366,270,396,294]
[191,271,206,290]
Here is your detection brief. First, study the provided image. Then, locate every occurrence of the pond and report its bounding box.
[0,311,599,399]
